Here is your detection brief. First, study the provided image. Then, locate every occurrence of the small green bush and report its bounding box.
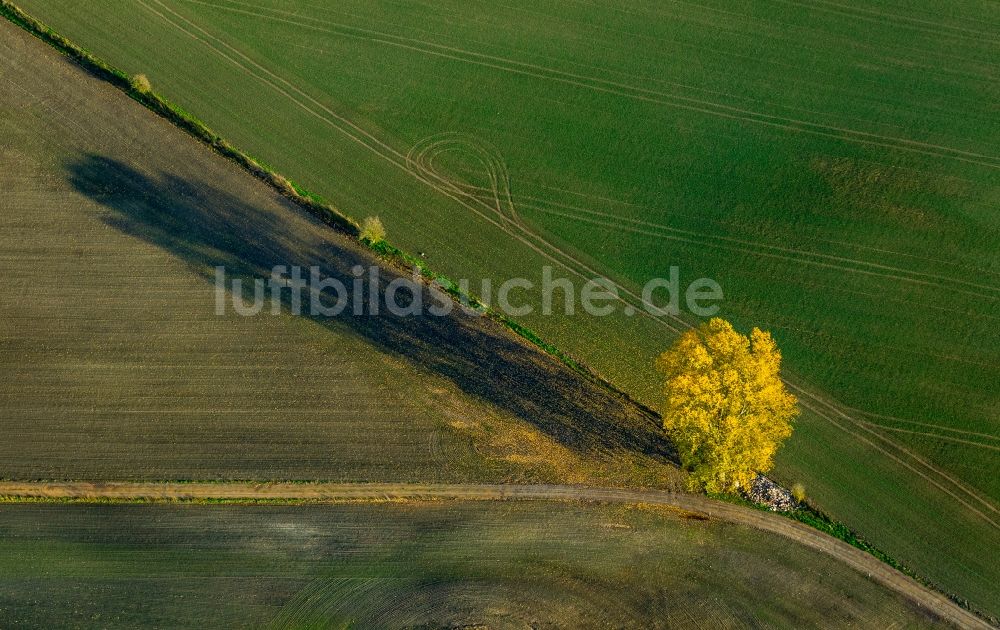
[360,216,386,244]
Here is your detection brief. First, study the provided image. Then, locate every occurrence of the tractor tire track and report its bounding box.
[859,422,1000,453]
[496,192,1000,296]
[523,180,1000,280]
[847,409,1000,442]
[518,202,1000,300]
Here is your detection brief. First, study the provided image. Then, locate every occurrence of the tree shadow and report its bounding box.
[67,153,677,468]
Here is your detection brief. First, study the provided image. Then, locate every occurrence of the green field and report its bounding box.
[0,501,946,628]
[11,0,997,614]
[0,19,683,489]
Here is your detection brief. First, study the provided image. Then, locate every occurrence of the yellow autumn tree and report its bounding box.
[656,318,798,493]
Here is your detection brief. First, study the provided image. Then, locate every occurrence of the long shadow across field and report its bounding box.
[68,153,678,467]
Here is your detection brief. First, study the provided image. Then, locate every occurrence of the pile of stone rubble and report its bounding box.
[744,474,796,512]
